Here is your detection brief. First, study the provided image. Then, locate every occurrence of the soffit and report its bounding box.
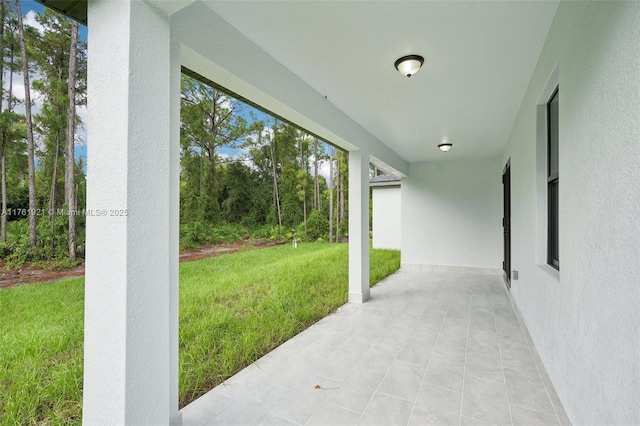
[202,1,558,162]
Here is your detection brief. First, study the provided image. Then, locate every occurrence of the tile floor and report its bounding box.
[181,269,568,426]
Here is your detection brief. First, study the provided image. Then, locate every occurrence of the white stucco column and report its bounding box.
[169,38,181,426]
[348,149,371,303]
[83,1,179,424]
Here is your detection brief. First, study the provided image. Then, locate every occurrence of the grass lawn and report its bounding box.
[0,242,400,424]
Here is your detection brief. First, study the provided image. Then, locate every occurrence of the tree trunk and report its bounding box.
[299,136,307,237]
[15,0,37,249]
[0,0,6,242]
[2,25,15,243]
[313,137,319,211]
[270,126,282,238]
[329,147,334,243]
[65,21,78,261]
[0,144,5,243]
[49,136,60,239]
[335,152,340,242]
[340,154,345,224]
[303,188,307,237]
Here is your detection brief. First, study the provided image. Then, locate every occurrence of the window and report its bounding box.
[547,86,559,269]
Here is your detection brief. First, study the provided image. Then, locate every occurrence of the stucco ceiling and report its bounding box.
[197,1,558,163]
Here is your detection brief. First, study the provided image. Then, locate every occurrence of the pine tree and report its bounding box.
[15,0,37,248]
[65,20,78,260]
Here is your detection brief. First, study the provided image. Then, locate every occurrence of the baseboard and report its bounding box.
[502,286,572,426]
[401,263,503,276]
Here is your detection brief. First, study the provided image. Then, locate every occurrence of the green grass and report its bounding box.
[0,242,400,423]
[0,278,85,425]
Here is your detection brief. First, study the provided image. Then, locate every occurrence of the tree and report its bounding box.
[30,10,86,248]
[329,146,334,243]
[295,169,308,237]
[0,5,27,241]
[296,133,310,237]
[180,75,254,224]
[313,137,320,211]
[1,0,7,241]
[15,0,37,248]
[219,161,255,223]
[336,150,348,238]
[268,123,282,238]
[65,20,78,260]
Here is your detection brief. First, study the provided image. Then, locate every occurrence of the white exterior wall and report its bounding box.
[401,158,502,270]
[504,2,640,424]
[372,186,401,250]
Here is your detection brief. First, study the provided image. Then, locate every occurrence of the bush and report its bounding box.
[180,220,209,250]
[305,210,329,241]
[211,223,246,243]
[1,217,85,269]
[180,221,251,249]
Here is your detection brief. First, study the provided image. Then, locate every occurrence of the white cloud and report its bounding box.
[317,159,330,186]
[260,126,274,141]
[24,10,45,34]
[4,72,44,117]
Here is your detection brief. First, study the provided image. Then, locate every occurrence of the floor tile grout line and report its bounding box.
[495,282,562,425]
[509,401,562,418]
[457,294,471,426]
[405,296,449,424]
[322,400,363,416]
[491,287,514,426]
[351,296,423,425]
[521,322,564,425]
[460,414,497,426]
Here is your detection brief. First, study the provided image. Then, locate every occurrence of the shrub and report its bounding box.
[305,210,329,241]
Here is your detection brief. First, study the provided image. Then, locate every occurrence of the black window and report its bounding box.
[547,87,559,269]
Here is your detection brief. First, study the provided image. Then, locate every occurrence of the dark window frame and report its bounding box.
[547,86,559,270]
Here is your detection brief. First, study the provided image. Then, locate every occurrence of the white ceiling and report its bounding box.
[195,1,558,163]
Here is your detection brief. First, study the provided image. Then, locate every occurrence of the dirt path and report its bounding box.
[0,239,280,289]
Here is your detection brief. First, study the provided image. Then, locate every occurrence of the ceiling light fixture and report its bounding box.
[438,143,453,152]
[394,55,424,78]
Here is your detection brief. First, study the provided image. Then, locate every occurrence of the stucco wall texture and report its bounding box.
[503,2,640,424]
[372,186,402,250]
[401,157,502,270]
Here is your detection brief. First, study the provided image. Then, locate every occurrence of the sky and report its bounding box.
[12,0,332,183]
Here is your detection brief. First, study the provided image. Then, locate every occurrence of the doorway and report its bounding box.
[502,161,511,289]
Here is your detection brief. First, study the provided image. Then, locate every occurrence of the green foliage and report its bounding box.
[1,215,84,269]
[179,221,248,250]
[305,209,329,241]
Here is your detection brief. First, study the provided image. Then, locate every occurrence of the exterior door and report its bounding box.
[502,161,511,289]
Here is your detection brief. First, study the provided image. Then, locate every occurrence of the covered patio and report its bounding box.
[38,0,640,424]
[181,269,568,426]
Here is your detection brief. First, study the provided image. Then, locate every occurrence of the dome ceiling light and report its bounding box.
[394,55,424,78]
[438,143,453,152]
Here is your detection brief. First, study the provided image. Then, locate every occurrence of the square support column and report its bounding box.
[348,149,371,303]
[83,1,179,423]
[169,38,181,426]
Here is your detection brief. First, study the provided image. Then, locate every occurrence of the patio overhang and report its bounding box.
[37,0,565,423]
[28,1,640,424]
[36,0,86,24]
